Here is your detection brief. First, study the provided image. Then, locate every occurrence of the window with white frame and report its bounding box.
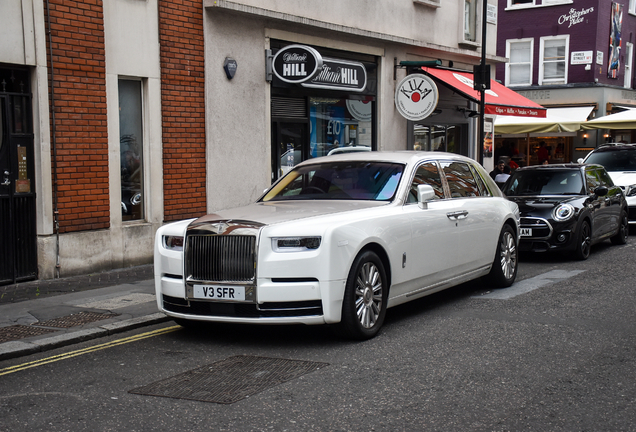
[630,0,636,15]
[506,39,533,86]
[464,0,478,42]
[507,0,535,7]
[119,79,145,221]
[626,42,634,88]
[539,36,569,85]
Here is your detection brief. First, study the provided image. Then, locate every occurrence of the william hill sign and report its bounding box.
[272,45,367,92]
[272,45,323,84]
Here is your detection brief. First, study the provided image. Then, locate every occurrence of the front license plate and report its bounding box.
[520,228,532,237]
[193,284,245,301]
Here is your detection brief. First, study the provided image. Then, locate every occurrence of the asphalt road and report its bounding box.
[1,239,635,431]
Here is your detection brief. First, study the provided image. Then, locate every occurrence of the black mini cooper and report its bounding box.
[501,164,629,260]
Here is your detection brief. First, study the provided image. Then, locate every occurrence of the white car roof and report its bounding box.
[296,150,476,166]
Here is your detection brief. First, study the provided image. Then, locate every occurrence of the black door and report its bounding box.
[0,68,37,285]
[272,121,308,182]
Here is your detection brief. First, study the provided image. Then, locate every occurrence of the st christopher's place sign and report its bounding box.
[395,74,439,121]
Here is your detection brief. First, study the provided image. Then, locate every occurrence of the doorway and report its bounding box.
[0,68,37,285]
[271,121,308,182]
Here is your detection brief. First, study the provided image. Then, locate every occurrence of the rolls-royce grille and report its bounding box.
[186,235,256,282]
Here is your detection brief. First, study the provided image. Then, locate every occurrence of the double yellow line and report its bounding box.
[0,325,180,377]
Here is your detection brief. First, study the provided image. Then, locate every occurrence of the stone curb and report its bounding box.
[0,313,170,361]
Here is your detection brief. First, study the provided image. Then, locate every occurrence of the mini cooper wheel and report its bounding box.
[575,220,592,260]
[486,224,518,288]
[610,210,629,245]
[338,250,388,340]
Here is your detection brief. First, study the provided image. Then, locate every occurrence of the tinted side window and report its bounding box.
[408,162,445,203]
[441,161,481,198]
[470,165,492,197]
[596,168,614,187]
[585,168,601,194]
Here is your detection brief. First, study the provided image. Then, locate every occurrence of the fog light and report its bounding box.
[556,233,567,243]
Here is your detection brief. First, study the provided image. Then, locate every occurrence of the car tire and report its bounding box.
[574,220,592,260]
[610,210,629,245]
[337,250,388,340]
[486,224,518,288]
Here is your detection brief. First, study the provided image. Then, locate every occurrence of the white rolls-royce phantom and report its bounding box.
[155,152,520,339]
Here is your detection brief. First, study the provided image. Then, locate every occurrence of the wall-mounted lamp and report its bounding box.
[457,107,479,118]
[583,133,588,144]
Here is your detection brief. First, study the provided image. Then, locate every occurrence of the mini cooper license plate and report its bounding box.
[193,285,246,301]
[520,228,532,237]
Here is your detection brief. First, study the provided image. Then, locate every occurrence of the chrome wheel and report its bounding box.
[338,250,388,340]
[486,224,518,288]
[499,230,517,281]
[354,262,383,329]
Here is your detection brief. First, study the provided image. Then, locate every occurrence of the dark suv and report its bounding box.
[579,143,636,224]
[501,164,628,260]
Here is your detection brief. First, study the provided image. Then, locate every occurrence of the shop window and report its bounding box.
[309,97,373,157]
[413,124,464,155]
[539,36,569,85]
[118,79,144,221]
[506,39,533,86]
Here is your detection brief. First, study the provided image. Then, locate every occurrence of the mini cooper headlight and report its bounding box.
[625,184,636,197]
[553,203,575,222]
[272,236,321,252]
[163,235,184,251]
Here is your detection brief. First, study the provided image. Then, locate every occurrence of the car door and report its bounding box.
[397,161,459,298]
[440,160,500,273]
[596,167,623,234]
[584,167,611,239]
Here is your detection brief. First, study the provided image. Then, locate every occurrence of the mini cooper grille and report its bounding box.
[186,235,256,282]
[520,217,551,238]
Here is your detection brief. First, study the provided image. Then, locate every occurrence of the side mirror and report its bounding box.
[417,184,436,209]
[594,185,608,197]
[577,158,585,164]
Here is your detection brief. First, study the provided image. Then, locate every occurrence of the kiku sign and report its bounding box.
[395,74,439,121]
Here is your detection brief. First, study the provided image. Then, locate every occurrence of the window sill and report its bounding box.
[413,0,441,9]
[459,40,481,50]
[505,1,572,11]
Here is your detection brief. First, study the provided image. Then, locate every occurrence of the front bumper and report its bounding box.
[157,273,345,325]
[518,217,578,253]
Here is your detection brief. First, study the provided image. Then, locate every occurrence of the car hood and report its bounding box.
[190,200,389,227]
[607,171,636,187]
[506,195,579,215]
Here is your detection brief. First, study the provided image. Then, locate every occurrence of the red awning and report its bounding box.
[421,67,547,118]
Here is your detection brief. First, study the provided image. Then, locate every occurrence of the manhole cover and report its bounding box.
[0,325,57,343]
[35,311,120,328]
[129,355,328,404]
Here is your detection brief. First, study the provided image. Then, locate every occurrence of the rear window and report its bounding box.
[261,161,405,202]
[585,148,636,171]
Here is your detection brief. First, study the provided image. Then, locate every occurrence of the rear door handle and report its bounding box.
[447,210,468,221]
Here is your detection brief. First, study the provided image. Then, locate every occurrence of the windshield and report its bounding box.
[502,169,584,196]
[585,148,636,171]
[261,161,405,202]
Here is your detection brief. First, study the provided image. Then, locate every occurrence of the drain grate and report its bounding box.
[0,325,58,343]
[129,355,329,404]
[34,311,120,328]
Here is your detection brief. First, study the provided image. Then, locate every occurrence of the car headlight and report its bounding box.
[272,236,321,252]
[553,203,575,222]
[163,235,184,251]
[625,184,636,197]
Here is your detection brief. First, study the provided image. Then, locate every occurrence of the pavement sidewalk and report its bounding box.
[0,265,171,361]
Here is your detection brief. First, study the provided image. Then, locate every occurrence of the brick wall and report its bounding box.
[45,0,109,233]
[158,0,207,221]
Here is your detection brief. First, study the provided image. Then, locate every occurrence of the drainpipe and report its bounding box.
[45,0,61,278]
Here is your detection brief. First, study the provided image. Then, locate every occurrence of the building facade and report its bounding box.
[496,0,636,165]
[0,0,501,284]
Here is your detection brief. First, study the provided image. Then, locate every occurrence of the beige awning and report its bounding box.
[495,106,594,134]
[581,108,636,129]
